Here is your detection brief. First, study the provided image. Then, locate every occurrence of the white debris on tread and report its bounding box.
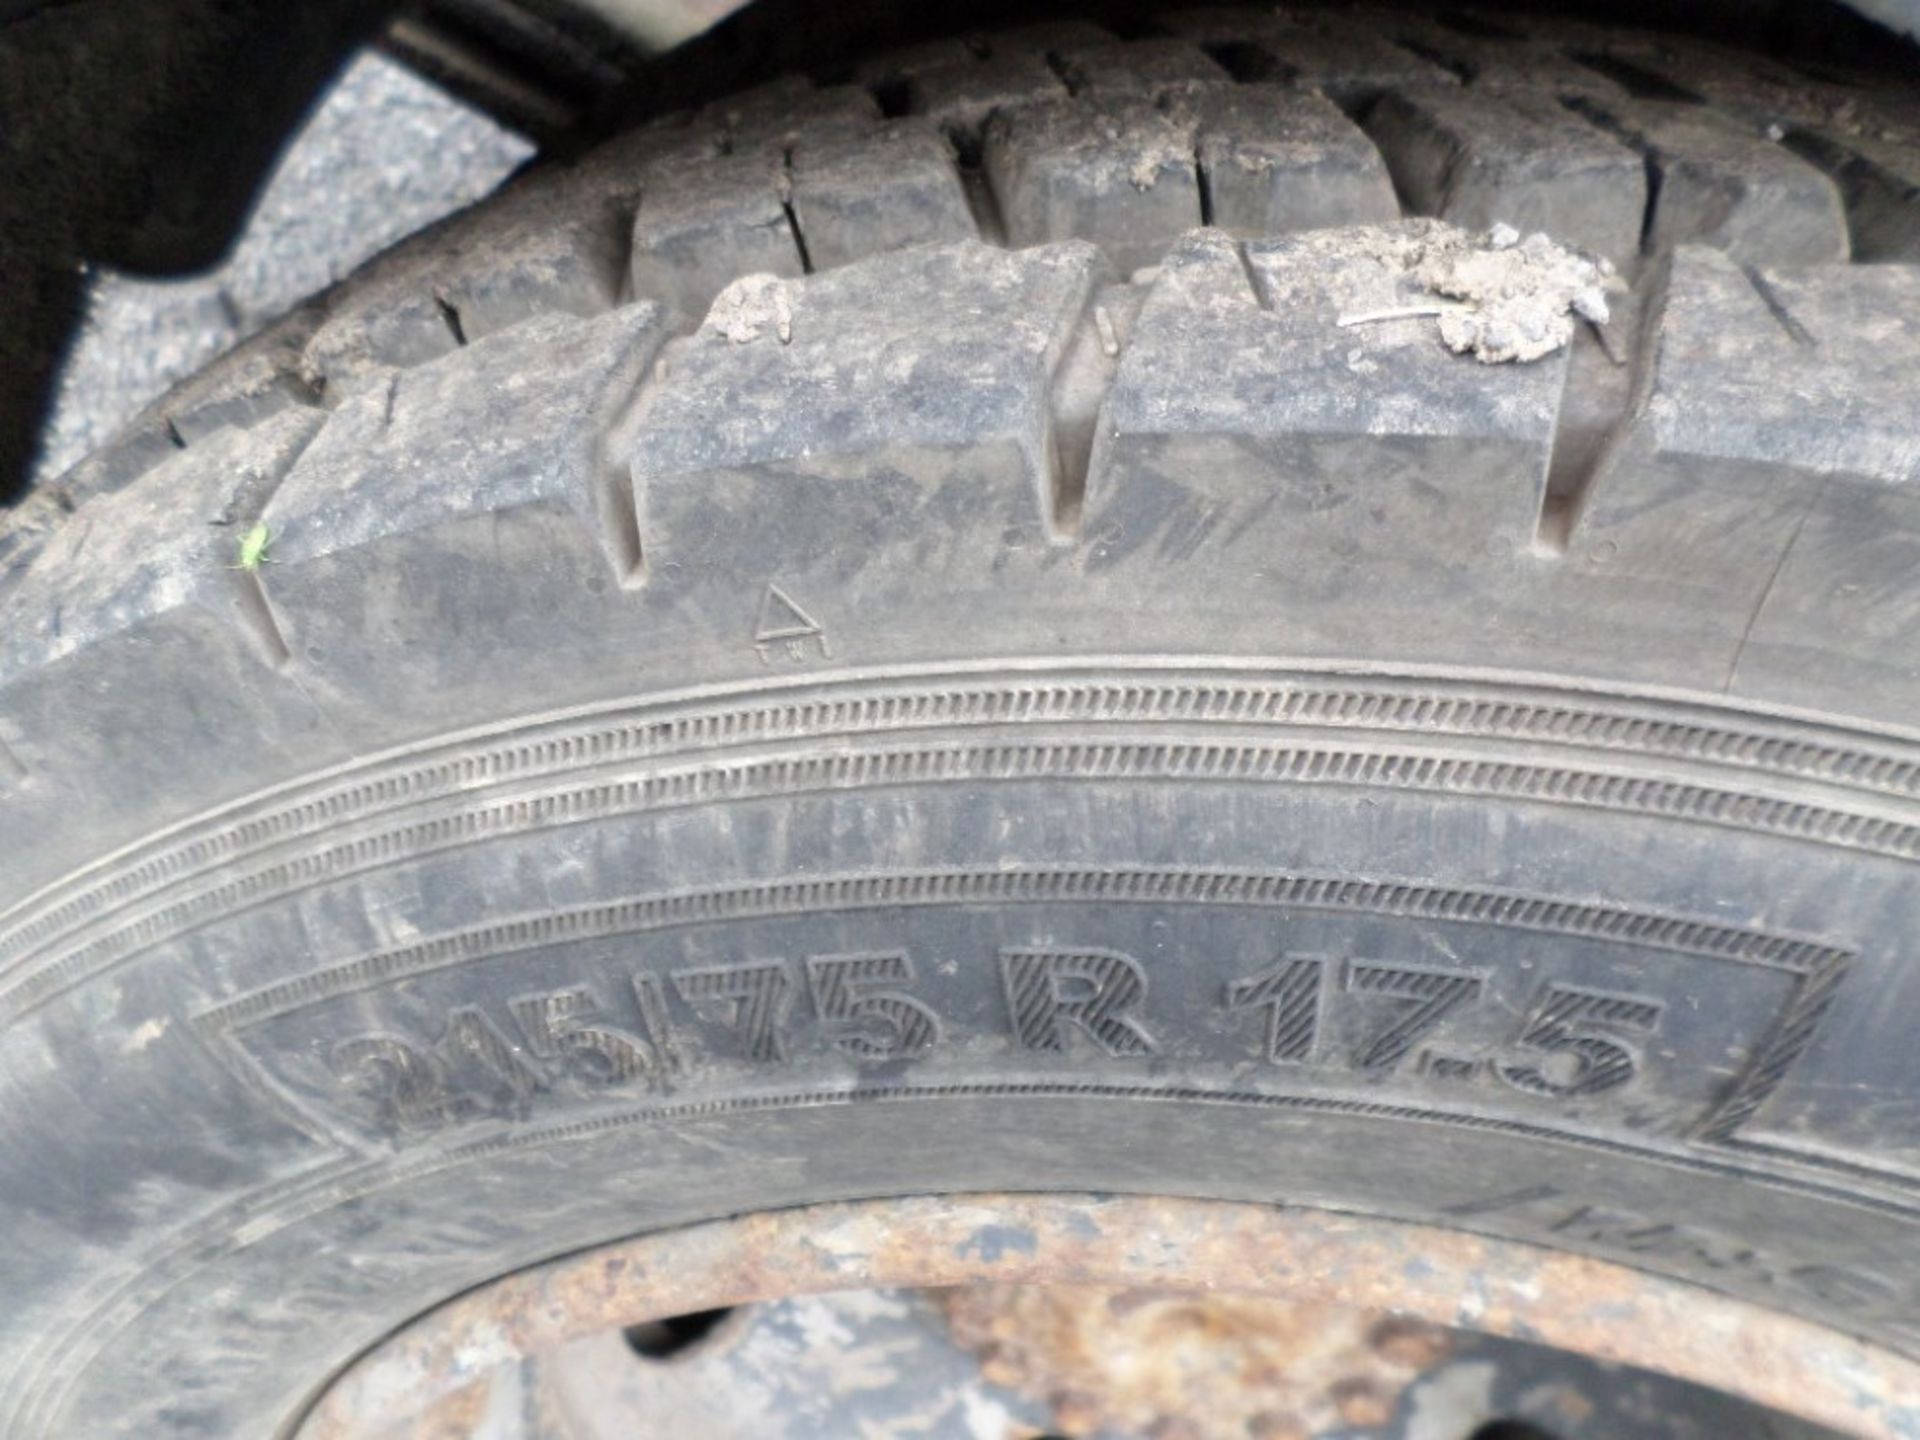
[1337,220,1621,364]
[1420,226,1618,363]
[708,273,795,345]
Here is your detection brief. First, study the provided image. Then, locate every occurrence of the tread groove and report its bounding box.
[1046,285,1130,537]
[1560,95,1663,257]
[1042,50,1084,97]
[1392,36,1473,83]
[230,569,294,670]
[593,339,669,590]
[1232,236,1271,308]
[956,159,1010,246]
[1540,253,1673,554]
[1569,51,1703,104]
[1198,40,1287,83]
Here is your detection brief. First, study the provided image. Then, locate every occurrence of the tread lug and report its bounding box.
[789,118,977,270]
[1088,226,1566,656]
[985,97,1203,274]
[1363,84,1647,268]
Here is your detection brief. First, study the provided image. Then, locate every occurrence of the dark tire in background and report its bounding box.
[3,8,1920,1434]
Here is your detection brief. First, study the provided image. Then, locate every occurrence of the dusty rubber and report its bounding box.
[4,7,1920,1437]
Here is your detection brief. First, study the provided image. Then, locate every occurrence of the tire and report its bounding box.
[4,8,1920,1436]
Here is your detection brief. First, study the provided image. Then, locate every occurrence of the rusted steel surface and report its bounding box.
[528,1287,1809,1439]
[294,1193,1920,1440]
[942,1287,1453,1440]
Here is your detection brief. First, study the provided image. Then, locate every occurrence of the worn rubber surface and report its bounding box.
[4,8,1920,1436]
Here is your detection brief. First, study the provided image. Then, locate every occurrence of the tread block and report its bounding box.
[0,490,69,599]
[561,112,706,200]
[1,407,320,676]
[629,148,801,320]
[300,126,691,393]
[1086,226,1566,638]
[50,417,184,508]
[984,97,1203,274]
[629,240,1103,597]
[256,307,668,731]
[854,38,979,86]
[1605,249,1920,489]
[1365,12,1633,99]
[988,21,1120,57]
[432,174,630,345]
[1364,86,1646,268]
[1574,98,1850,265]
[902,51,1069,138]
[163,321,318,448]
[1152,5,1289,43]
[1161,7,1457,102]
[1469,11,1639,51]
[1787,128,1920,262]
[1572,37,1852,126]
[1047,38,1232,97]
[789,119,976,270]
[1191,85,1401,234]
[303,175,634,394]
[700,78,882,150]
[300,229,467,397]
[0,410,327,891]
[1245,19,1457,105]
[1573,249,1920,703]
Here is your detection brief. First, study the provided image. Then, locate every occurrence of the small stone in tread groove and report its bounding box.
[789,119,978,271]
[1363,86,1646,270]
[985,98,1202,274]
